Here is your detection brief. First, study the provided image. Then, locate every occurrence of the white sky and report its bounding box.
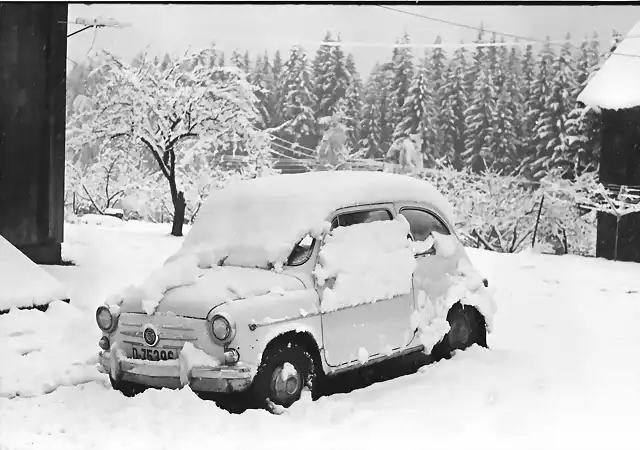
[67,4,640,76]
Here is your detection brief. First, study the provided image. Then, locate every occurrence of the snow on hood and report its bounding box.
[578,21,640,110]
[169,171,455,270]
[115,265,306,318]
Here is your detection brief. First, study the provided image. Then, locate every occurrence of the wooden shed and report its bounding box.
[579,20,640,262]
[0,3,68,264]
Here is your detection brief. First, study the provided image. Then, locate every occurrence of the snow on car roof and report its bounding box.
[578,20,640,110]
[171,171,455,269]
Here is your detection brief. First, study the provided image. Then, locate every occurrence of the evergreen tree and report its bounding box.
[389,32,414,136]
[278,46,317,151]
[463,30,497,172]
[539,36,577,178]
[395,65,434,165]
[251,53,270,129]
[565,33,602,177]
[314,33,350,119]
[426,35,448,158]
[439,44,469,170]
[359,64,385,159]
[520,39,555,179]
[378,62,397,152]
[313,31,334,117]
[344,55,363,152]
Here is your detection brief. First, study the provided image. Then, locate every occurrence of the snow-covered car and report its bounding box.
[96,171,496,407]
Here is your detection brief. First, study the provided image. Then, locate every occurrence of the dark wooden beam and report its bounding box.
[0,3,67,264]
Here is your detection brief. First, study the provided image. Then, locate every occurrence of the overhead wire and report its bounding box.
[375,4,640,60]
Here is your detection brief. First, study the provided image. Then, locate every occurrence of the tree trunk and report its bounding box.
[171,191,186,237]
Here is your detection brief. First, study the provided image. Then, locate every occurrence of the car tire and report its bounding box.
[252,342,317,409]
[431,303,487,361]
[109,375,147,397]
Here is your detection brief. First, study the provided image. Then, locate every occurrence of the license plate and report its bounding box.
[131,347,178,361]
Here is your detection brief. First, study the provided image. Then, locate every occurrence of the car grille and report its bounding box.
[115,313,202,355]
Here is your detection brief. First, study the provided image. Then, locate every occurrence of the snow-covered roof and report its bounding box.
[171,171,455,269]
[578,20,640,110]
[0,235,68,311]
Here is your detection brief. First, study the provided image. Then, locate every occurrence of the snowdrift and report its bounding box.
[0,234,69,312]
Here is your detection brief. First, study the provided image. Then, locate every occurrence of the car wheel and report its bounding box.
[252,342,316,409]
[432,303,487,361]
[109,375,147,397]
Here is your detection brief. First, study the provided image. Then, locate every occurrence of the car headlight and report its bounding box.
[207,312,236,343]
[96,306,117,332]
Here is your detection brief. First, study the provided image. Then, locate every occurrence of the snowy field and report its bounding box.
[1,219,640,450]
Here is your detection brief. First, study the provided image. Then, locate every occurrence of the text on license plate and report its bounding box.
[132,347,178,361]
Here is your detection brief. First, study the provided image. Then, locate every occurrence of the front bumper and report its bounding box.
[99,350,253,393]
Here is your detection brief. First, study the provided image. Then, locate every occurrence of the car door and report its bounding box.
[398,207,461,302]
[319,205,417,369]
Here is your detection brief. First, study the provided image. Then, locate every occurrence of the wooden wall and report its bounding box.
[596,107,640,262]
[0,3,67,264]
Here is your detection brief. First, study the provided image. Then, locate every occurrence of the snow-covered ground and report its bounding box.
[1,220,640,449]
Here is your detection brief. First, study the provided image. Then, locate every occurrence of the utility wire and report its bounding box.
[376,5,547,44]
[376,4,640,60]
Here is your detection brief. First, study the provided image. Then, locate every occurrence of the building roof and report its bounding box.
[578,21,640,110]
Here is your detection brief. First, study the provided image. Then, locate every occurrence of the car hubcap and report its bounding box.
[271,365,301,402]
[449,314,471,350]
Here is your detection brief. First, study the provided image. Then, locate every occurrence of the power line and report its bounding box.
[376,4,640,60]
[375,5,547,44]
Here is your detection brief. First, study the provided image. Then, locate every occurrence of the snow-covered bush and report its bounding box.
[418,165,597,256]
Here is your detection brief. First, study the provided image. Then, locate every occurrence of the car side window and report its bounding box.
[399,208,450,241]
[330,209,392,231]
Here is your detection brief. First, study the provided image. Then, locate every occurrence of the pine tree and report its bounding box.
[565,33,602,177]
[378,62,397,152]
[503,44,525,174]
[250,53,270,128]
[463,29,497,173]
[359,64,385,159]
[344,54,363,152]
[278,46,318,151]
[313,31,334,117]
[389,32,414,136]
[395,65,434,165]
[439,44,469,170]
[259,52,278,129]
[539,36,577,178]
[426,36,448,158]
[314,33,350,119]
[490,48,519,174]
[520,39,555,179]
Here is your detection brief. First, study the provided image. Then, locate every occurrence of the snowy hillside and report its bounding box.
[1,220,639,449]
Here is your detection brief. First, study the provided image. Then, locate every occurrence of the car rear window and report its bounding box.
[399,208,450,241]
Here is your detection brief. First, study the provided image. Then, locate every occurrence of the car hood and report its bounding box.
[119,266,306,319]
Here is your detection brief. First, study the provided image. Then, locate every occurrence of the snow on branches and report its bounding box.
[66,49,273,235]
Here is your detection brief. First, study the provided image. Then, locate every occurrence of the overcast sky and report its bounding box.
[67,4,640,76]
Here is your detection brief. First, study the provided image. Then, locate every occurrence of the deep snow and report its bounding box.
[0,235,68,311]
[1,220,640,449]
